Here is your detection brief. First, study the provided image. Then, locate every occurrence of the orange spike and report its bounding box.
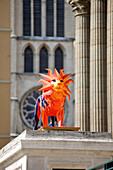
[64,85,72,94]
[42,90,53,99]
[65,79,74,86]
[45,68,53,78]
[38,84,52,92]
[63,91,70,100]
[54,68,60,78]
[60,69,65,77]
[37,79,49,86]
[39,73,52,82]
[63,73,71,83]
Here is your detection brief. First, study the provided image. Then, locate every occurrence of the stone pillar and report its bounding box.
[107,0,113,134]
[31,0,34,36]
[90,0,107,132]
[42,0,46,37]
[10,0,18,136]
[54,0,57,37]
[67,0,90,131]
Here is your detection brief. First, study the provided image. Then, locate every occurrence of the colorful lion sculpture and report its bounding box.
[34,68,74,130]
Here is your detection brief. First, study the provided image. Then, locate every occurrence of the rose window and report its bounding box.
[20,87,42,129]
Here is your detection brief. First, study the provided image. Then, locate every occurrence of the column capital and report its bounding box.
[67,0,90,16]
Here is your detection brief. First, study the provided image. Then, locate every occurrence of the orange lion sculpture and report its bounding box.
[34,68,74,130]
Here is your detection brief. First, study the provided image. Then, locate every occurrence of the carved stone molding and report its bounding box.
[67,0,90,16]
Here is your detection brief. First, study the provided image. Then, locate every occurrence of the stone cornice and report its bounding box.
[67,0,90,16]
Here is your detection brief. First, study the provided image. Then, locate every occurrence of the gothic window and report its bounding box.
[23,0,65,37]
[24,46,33,72]
[55,47,63,71]
[46,0,54,36]
[34,0,41,36]
[56,0,64,37]
[40,47,48,73]
[23,0,31,36]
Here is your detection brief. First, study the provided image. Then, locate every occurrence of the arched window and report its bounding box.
[46,0,54,36]
[55,47,63,71]
[56,0,64,37]
[23,0,31,36]
[24,47,33,72]
[34,0,41,36]
[40,47,48,73]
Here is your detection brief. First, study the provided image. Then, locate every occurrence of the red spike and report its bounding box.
[45,68,53,77]
[54,68,60,78]
[63,91,70,100]
[64,85,72,94]
[65,79,74,86]
[39,73,52,82]
[63,73,71,83]
[37,79,49,86]
[38,84,52,92]
[60,69,65,77]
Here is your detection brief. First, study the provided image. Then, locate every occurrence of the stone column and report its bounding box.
[31,0,34,36]
[67,0,90,131]
[54,0,57,37]
[107,0,113,134]
[90,0,107,132]
[10,0,18,136]
[42,0,46,37]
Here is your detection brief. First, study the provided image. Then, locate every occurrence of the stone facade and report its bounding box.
[10,0,113,136]
[10,0,75,136]
[68,0,113,134]
[1,0,113,169]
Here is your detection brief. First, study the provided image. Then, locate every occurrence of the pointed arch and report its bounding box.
[38,43,50,56]
[40,47,48,73]
[24,46,33,72]
[55,47,63,71]
[53,43,66,55]
[23,43,35,55]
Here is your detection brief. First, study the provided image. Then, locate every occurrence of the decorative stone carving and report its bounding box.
[67,0,90,16]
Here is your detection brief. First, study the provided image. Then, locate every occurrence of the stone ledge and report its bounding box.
[19,129,112,140]
[0,130,112,161]
[0,130,113,170]
[17,36,75,41]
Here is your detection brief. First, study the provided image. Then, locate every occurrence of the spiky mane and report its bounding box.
[38,68,74,100]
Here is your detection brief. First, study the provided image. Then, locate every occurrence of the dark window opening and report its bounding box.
[55,47,63,71]
[34,0,41,36]
[23,0,31,36]
[40,47,48,73]
[56,0,64,37]
[24,47,33,72]
[46,0,54,36]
